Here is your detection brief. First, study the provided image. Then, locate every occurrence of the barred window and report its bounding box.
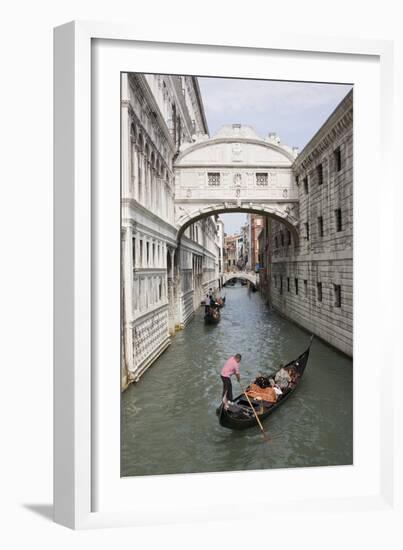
[334,284,341,307]
[305,222,310,240]
[256,172,269,186]
[207,172,221,186]
[335,208,342,232]
[317,282,323,302]
[318,216,324,237]
[334,147,342,171]
[317,163,323,185]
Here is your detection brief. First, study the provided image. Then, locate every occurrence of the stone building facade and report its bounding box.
[121,73,220,388]
[268,91,353,356]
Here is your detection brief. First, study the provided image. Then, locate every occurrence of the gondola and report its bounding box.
[217,336,313,430]
[204,306,221,324]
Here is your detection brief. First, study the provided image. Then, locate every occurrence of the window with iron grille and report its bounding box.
[317,282,323,302]
[318,216,324,237]
[256,172,269,186]
[305,222,310,240]
[317,163,323,185]
[335,208,342,232]
[207,172,221,186]
[334,284,341,307]
[334,147,342,171]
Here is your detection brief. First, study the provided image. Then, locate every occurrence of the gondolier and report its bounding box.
[220,354,242,403]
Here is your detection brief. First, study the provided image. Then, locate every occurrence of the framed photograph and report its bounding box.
[54,21,397,530]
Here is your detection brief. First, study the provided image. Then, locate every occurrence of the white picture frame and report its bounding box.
[54,21,399,531]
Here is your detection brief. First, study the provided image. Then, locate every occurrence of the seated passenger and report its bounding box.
[269,378,283,398]
[274,367,291,390]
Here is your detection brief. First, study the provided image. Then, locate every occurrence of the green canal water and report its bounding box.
[121,284,353,477]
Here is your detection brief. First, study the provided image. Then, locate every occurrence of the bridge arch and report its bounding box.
[176,203,299,245]
[223,272,257,286]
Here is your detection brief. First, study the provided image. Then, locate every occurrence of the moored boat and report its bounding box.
[217,336,313,430]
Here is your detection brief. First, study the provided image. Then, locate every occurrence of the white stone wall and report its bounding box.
[270,91,353,357]
[121,73,215,388]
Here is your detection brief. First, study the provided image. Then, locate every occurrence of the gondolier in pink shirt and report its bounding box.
[221,354,242,404]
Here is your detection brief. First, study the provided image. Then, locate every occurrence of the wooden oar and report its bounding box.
[238,381,270,442]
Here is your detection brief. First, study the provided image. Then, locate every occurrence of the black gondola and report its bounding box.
[217,336,313,430]
[204,306,221,324]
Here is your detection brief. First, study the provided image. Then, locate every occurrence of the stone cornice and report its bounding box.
[128,73,176,154]
[293,90,353,173]
[175,137,295,164]
[175,164,293,170]
[192,76,209,135]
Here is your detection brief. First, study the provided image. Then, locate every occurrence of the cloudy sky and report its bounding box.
[197,77,352,234]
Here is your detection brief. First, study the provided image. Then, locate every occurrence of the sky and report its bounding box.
[197,77,352,235]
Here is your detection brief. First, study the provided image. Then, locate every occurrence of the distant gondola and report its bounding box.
[217,336,313,430]
[204,306,221,324]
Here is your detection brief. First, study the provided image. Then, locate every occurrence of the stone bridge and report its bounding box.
[223,271,257,286]
[174,124,300,240]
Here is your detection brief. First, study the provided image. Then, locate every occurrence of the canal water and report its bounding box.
[121,284,353,477]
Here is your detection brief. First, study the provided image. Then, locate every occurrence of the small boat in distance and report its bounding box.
[217,336,313,430]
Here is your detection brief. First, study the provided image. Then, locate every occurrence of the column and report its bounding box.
[132,145,139,201]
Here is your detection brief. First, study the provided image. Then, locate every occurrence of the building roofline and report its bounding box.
[192,76,209,136]
[293,88,353,168]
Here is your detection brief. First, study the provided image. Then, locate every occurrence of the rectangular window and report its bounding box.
[317,282,323,302]
[295,278,299,295]
[295,175,299,186]
[317,163,323,185]
[132,237,136,268]
[334,284,341,307]
[287,277,290,292]
[334,147,342,171]
[335,208,342,232]
[318,216,324,237]
[256,172,269,186]
[281,232,284,247]
[146,242,150,266]
[280,276,283,295]
[152,243,156,265]
[303,176,308,194]
[207,172,221,186]
[305,222,310,240]
[159,279,162,300]
[304,279,308,296]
